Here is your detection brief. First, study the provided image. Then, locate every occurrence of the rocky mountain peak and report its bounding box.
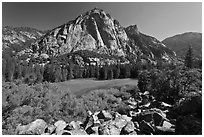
[3,8,177,66]
[125,25,139,35]
[36,8,128,58]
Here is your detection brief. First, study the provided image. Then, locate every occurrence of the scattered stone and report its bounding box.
[100,124,120,135]
[129,130,138,135]
[139,120,155,134]
[69,129,87,135]
[16,124,28,135]
[155,126,175,134]
[163,121,174,129]
[97,110,112,121]
[153,112,164,126]
[16,119,47,135]
[45,125,56,134]
[41,133,50,135]
[161,102,172,107]
[121,115,132,122]
[133,121,140,129]
[120,121,135,135]
[54,120,67,135]
[61,131,71,135]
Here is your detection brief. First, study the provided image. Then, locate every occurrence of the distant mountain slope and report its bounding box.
[162,32,202,58]
[2,26,45,51]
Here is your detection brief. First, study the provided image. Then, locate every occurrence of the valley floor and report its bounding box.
[52,78,138,97]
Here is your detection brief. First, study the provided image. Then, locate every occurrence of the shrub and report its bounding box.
[138,70,151,93]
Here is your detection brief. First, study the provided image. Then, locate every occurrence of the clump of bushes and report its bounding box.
[137,67,202,104]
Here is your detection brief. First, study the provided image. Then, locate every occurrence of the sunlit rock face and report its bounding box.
[37,8,129,57]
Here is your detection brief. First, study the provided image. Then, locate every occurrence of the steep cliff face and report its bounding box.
[37,8,129,57]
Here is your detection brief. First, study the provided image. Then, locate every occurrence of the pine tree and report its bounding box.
[108,68,114,80]
[54,66,62,82]
[95,66,100,79]
[5,57,16,82]
[2,59,7,81]
[61,66,68,82]
[124,65,131,78]
[100,66,108,80]
[34,64,43,83]
[114,65,121,79]
[89,65,95,78]
[185,45,193,68]
[67,65,74,80]
[130,64,138,79]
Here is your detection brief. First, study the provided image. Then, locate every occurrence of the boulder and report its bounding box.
[154,121,175,135]
[121,115,132,122]
[82,115,93,130]
[54,120,67,135]
[69,129,87,135]
[61,131,71,135]
[99,124,120,135]
[155,126,175,135]
[153,112,164,126]
[112,118,127,130]
[162,121,174,129]
[129,131,138,135]
[97,110,112,121]
[44,125,56,134]
[16,119,47,135]
[41,133,50,135]
[86,126,99,135]
[112,112,128,130]
[120,121,135,135]
[69,121,82,130]
[139,120,155,134]
[16,124,28,135]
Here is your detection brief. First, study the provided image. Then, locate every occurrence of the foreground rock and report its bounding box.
[16,119,47,135]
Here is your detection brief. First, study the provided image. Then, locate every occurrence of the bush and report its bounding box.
[138,70,151,93]
[2,82,86,134]
[80,88,131,114]
[137,67,202,104]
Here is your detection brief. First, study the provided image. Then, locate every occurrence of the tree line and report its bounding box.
[2,57,142,84]
[2,45,201,84]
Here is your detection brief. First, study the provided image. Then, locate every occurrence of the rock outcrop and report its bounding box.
[37,8,128,57]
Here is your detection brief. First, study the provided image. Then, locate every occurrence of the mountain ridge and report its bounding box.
[162,32,202,58]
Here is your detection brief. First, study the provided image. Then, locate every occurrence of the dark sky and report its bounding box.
[2,2,202,40]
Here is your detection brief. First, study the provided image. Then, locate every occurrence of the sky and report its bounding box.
[2,2,202,41]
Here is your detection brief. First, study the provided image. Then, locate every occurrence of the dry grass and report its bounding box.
[52,78,138,97]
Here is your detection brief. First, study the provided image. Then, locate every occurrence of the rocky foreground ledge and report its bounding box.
[16,110,174,135]
[15,91,202,135]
